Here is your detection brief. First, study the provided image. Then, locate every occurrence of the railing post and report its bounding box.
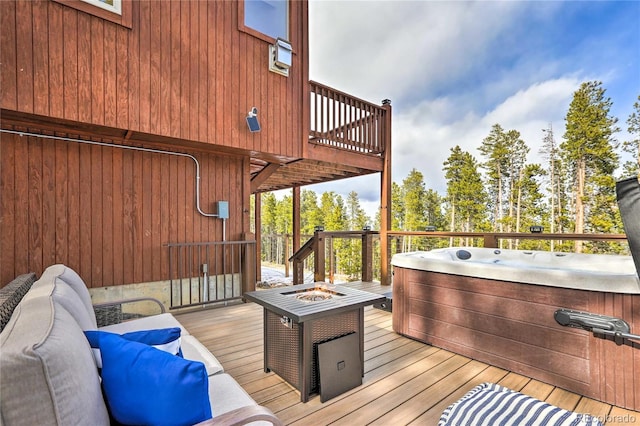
[483,233,499,248]
[361,231,373,282]
[241,239,256,295]
[293,259,304,285]
[284,234,290,278]
[314,231,326,283]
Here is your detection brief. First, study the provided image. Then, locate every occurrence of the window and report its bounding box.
[81,0,122,15]
[54,0,131,28]
[243,0,288,41]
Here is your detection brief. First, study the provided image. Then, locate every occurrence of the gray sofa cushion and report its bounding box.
[181,335,224,375]
[0,295,109,426]
[209,373,259,415]
[29,266,97,331]
[99,312,189,336]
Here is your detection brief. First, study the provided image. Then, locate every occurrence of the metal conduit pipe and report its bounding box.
[1,128,220,219]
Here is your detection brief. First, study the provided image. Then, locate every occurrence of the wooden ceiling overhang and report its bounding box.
[250,141,385,193]
[2,110,386,195]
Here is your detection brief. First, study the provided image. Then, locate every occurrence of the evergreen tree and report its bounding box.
[540,124,563,250]
[516,164,549,250]
[424,189,445,231]
[622,95,640,178]
[391,182,405,231]
[274,194,292,263]
[343,191,369,280]
[401,169,427,251]
[300,189,323,235]
[261,192,278,262]
[561,81,620,252]
[479,124,510,232]
[444,146,488,245]
[402,168,427,231]
[505,129,529,245]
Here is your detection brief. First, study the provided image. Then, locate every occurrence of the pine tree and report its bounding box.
[561,81,620,252]
[515,164,548,250]
[261,192,278,262]
[622,95,640,178]
[479,124,510,232]
[505,129,529,247]
[343,191,369,280]
[391,181,404,231]
[444,146,488,245]
[540,124,562,250]
[300,189,323,235]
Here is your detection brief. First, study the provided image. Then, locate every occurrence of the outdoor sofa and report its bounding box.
[0,264,282,426]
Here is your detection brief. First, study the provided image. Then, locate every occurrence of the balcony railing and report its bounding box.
[285,231,629,285]
[309,81,387,155]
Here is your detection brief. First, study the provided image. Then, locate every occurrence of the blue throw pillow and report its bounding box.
[98,332,212,426]
[85,328,182,368]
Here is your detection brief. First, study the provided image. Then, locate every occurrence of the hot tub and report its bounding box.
[391,247,640,294]
[391,247,640,411]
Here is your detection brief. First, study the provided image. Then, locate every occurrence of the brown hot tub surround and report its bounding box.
[391,255,640,411]
[244,283,385,402]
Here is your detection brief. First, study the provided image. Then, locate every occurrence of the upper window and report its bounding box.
[244,0,288,41]
[54,0,131,28]
[82,0,122,15]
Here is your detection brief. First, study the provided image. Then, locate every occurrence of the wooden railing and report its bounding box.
[287,230,629,286]
[309,81,388,155]
[166,240,256,309]
[289,230,377,285]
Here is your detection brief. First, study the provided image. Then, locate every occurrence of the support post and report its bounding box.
[361,231,373,282]
[379,99,392,286]
[255,193,262,282]
[292,186,301,278]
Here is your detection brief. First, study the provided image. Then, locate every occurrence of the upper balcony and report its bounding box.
[249,81,391,193]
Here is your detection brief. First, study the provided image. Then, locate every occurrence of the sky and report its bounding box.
[299,0,640,220]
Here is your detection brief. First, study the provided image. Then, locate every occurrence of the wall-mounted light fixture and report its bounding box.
[269,38,292,77]
[246,107,260,132]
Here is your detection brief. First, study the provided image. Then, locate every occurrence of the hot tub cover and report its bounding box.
[439,382,603,426]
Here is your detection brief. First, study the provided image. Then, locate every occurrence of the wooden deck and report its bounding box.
[176,282,640,425]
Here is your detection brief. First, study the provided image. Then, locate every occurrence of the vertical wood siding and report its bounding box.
[0,0,306,158]
[0,133,249,287]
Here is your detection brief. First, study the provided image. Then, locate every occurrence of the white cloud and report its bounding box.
[309,1,526,105]
[302,1,639,221]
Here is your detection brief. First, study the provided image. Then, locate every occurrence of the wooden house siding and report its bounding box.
[0,132,249,287]
[1,0,307,159]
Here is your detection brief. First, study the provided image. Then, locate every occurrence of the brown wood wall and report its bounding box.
[0,0,308,158]
[0,0,310,286]
[0,132,249,287]
[392,268,640,411]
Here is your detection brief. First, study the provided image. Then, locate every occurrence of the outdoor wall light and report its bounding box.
[246,107,260,132]
[269,38,292,77]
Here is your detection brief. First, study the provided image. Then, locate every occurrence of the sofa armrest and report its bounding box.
[195,405,283,426]
[0,273,38,332]
[93,297,166,327]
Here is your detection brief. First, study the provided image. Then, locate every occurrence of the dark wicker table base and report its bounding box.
[264,308,363,402]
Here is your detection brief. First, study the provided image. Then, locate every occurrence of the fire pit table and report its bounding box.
[243,283,385,402]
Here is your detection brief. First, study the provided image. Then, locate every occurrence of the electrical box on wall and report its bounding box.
[217,201,229,219]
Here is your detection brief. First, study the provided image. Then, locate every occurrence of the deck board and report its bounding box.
[176,281,640,425]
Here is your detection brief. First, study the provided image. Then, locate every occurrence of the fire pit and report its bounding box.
[243,283,385,402]
[284,286,345,302]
